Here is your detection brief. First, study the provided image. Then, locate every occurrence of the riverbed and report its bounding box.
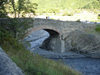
[24,29,100,75]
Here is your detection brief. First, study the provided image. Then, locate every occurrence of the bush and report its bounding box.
[76,19,81,22]
[62,9,75,16]
[98,14,100,19]
[0,18,34,39]
[95,24,100,32]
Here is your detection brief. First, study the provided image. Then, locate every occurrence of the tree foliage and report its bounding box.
[0,18,34,39]
[0,0,38,18]
[17,0,38,17]
[0,0,36,40]
[0,0,8,18]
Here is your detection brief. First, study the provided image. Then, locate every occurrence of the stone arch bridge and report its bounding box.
[27,18,95,52]
[0,18,95,53]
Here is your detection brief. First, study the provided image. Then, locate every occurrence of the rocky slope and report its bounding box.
[0,47,24,75]
[64,30,100,58]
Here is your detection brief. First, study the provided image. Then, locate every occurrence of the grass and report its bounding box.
[0,35,81,75]
[95,24,100,32]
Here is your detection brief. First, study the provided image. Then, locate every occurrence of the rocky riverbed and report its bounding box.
[24,29,100,75]
[33,48,100,75]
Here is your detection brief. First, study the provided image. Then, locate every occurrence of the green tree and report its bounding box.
[10,0,17,17]
[17,0,38,17]
[0,0,8,18]
[2,0,38,18]
[0,0,36,39]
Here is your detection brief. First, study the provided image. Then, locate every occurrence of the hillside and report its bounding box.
[31,0,100,13]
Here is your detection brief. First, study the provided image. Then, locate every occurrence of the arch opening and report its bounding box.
[25,28,61,52]
[43,29,59,37]
[40,29,61,52]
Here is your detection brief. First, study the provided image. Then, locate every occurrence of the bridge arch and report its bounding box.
[43,29,59,36]
[26,25,63,52]
[27,25,61,37]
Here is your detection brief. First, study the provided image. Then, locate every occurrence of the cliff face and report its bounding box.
[0,47,24,75]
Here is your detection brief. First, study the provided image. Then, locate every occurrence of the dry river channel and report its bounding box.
[23,29,100,75]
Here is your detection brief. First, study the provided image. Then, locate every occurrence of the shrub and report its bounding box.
[98,14,100,19]
[95,24,100,32]
[0,18,34,39]
[76,19,81,22]
[62,9,75,16]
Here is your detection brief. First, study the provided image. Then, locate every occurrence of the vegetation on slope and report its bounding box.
[32,0,100,14]
[2,0,100,16]
[83,0,100,9]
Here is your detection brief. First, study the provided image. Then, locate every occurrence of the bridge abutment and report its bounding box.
[60,39,65,53]
[40,34,66,53]
[60,35,66,53]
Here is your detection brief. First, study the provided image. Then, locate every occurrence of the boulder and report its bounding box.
[40,35,61,52]
[0,47,24,75]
